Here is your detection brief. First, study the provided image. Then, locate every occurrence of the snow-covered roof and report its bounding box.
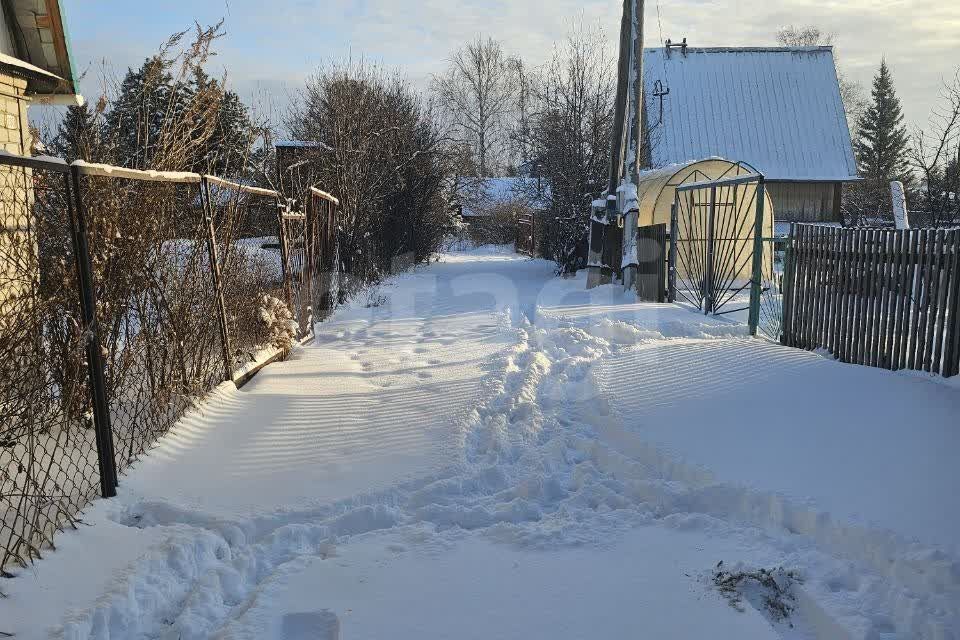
[643,46,858,182]
[460,177,547,216]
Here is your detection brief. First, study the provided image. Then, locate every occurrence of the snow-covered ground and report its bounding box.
[2,245,958,640]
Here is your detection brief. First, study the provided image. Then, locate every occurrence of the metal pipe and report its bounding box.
[67,167,118,496]
[200,177,235,382]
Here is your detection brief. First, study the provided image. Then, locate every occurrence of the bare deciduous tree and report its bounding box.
[911,70,960,227]
[514,25,616,273]
[776,25,867,136]
[287,61,453,291]
[433,37,517,178]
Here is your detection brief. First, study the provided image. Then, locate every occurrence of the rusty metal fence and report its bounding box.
[0,151,339,573]
[279,187,340,339]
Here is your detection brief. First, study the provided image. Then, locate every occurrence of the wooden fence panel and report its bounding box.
[782,225,960,377]
[944,231,960,377]
[636,223,667,302]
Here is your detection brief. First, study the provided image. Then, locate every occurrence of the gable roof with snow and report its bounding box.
[643,46,858,182]
[460,177,547,217]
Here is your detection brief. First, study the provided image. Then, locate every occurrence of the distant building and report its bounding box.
[1,1,82,154]
[642,45,858,223]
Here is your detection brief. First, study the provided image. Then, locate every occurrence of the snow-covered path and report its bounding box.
[3,247,959,640]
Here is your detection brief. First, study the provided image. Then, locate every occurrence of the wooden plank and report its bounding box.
[895,229,917,370]
[869,229,883,368]
[882,230,901,368]
[812,226,829,349]
[855,228,869,364]
[924,229,945,372]
[909,229,929,370]
[860,229,875,366]
[823,227,840,354]
[880,230,899,369]
[807,226,821,348]
[943,231,960,377]
[869,229,885,367]
[844,228,859,363]
[798,225,813,349]
[931,229,953,374]
[873,230,888,368]
[918,228,938,371]
[834,228,849,362]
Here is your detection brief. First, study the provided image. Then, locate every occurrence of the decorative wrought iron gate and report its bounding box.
[669,170,777,336]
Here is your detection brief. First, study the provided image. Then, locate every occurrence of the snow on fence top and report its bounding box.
[643,46,859,182]
[309,186,340,206]
[204,175,280,198]
[73,160,202,183]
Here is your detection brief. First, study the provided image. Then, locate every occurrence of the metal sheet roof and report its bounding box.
[643,46,858,182]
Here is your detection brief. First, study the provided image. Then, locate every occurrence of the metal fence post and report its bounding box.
[747,178,766,336]
[780,224,797,346]
[67,167,118,497]
[277,197,295,316]
[668,199,678,302]
[704,185,717,314]
[200,177,234,381]
[303,196,315,335]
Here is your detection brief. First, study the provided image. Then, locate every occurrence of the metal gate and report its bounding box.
[278,186,340,339]
[669,170,777,336]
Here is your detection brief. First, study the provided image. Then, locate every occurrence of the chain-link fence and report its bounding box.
[0,152,339,574]
[0,156,103,573]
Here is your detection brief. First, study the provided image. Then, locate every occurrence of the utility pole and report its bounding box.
[586,0,645,289]
[620,0,645,289]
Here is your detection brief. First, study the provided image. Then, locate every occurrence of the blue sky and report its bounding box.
[59,0,960,131]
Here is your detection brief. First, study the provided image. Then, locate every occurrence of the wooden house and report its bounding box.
[642,45,858,223]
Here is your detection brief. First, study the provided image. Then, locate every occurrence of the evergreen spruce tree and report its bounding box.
[853,60,912,221]
[189,68,255,175]
[51,103,102,162]
[105,57,180,169]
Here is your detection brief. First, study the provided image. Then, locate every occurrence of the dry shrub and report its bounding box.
[257,295,296,351]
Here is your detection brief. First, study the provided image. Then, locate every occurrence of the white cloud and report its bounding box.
[63,0,959,130]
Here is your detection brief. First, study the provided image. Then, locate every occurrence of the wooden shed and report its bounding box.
[642,46,858,223]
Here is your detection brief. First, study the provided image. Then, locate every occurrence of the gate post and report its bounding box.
[276,197,295,320]
[67,167,118,497]
[586,199,608,287]
[200,177,234,382]
[668,199,678,302]
[780,224,798,346]
[747,178,766,336]
[704,185,717,314]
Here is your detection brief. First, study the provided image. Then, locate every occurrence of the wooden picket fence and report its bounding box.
[781,224,960,377]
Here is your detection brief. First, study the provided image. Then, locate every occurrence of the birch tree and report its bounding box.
[433,37,517,178]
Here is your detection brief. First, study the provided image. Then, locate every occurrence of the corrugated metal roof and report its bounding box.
[643,46,858,182]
